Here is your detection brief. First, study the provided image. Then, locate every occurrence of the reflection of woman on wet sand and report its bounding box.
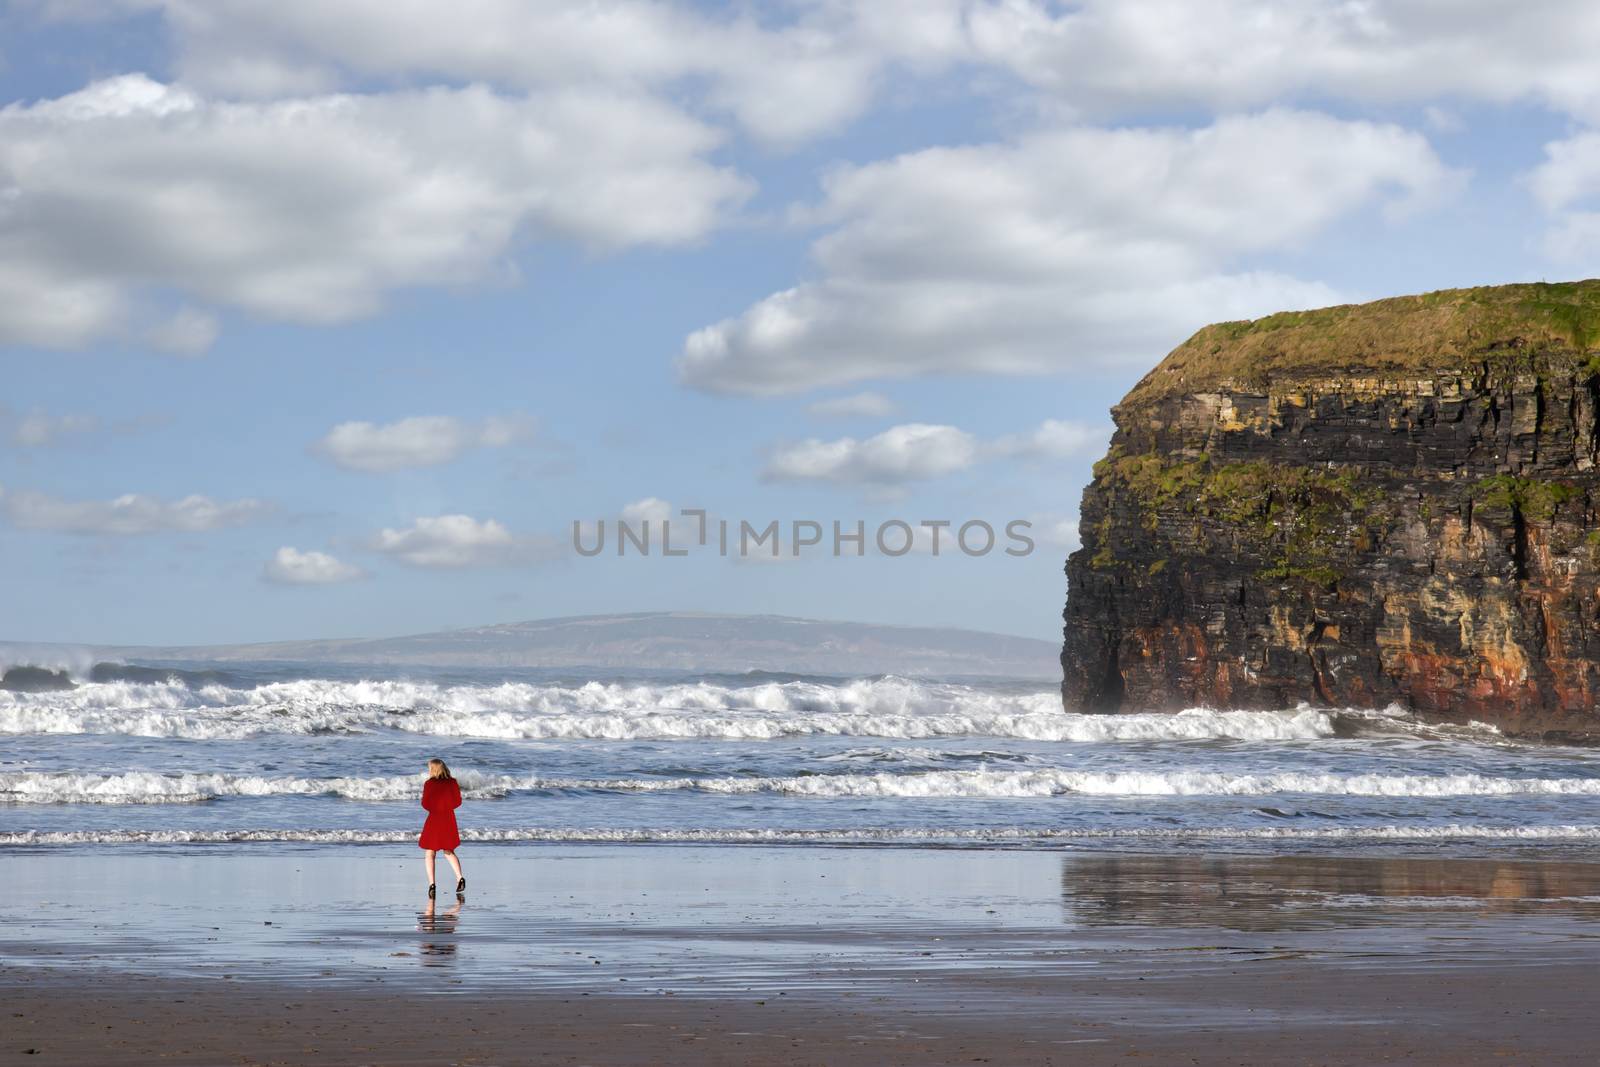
[419,758,465,900]
[418,897,462,960]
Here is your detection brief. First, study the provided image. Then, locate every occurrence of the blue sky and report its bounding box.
[3,1,1599,646]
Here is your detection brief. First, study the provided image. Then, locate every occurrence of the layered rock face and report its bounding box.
[1063,281,1600,739]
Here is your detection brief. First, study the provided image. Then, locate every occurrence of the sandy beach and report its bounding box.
[5,844,1600,1064]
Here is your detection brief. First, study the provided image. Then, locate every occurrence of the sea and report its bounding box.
[6,661,1600,853]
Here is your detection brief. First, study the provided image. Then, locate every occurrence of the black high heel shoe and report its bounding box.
[428,883,436,900]
[456,877,466,895]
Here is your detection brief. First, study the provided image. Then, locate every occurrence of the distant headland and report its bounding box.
[3,611,1060,680]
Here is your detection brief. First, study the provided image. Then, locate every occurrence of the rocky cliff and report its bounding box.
[1062,281,1600,740]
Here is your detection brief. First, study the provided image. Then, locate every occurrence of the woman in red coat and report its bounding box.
[419,758,465,900]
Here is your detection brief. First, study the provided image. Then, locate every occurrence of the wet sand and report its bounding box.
[4,845,1600,1064]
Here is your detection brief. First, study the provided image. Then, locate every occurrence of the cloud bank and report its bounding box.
[1,487,270,535]
[681,110,1457,394]
[0,73,749,350]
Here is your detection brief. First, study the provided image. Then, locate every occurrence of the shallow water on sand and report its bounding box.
[5,847,1600,1000]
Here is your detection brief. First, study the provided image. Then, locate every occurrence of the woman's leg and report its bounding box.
[424,849,437,885]
[442,849,464,881]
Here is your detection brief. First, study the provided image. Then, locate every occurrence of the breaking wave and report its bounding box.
[9,767,1600,804]
[667,768,1600,799]
[5,824,1600,847]
[0,675,1341,742]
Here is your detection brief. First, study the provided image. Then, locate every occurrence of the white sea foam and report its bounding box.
[0,676,1340,742]
[10,766,1600,804]
[4,824,1600,847]
[685,768,1600,799]
[0,769,532,804]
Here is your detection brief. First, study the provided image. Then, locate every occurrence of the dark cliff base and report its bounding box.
[1063,280,1600,741]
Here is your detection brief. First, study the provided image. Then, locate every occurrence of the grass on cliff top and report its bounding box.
[1123,280,1600,405]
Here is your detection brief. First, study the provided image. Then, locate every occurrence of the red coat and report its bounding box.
[418,777,462,850]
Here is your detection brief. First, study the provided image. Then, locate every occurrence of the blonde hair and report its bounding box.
[427,758,454,781]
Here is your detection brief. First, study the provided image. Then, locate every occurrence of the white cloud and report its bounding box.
[964,0,1600,123]
[805,391,897,420]
[1528,134,1600,213]
[573,497,685,553]
[96,0,971,146]
[765,423,979,485]
[67,2,1600,137]
[620,497,673,524]
[0,261,128,350]
[315,414,535,473]
[1538,212,1600,267]
[681,110,1456,394]
[1526,131,1600,268]
[2,487,271,534]
[614,496,678,550]
[370,514,552,568]
[1030,515,1080,550]
[988,420,1110,460]
[261,546,366,585]
[765,418,1108,485]
[0,74,749,349]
